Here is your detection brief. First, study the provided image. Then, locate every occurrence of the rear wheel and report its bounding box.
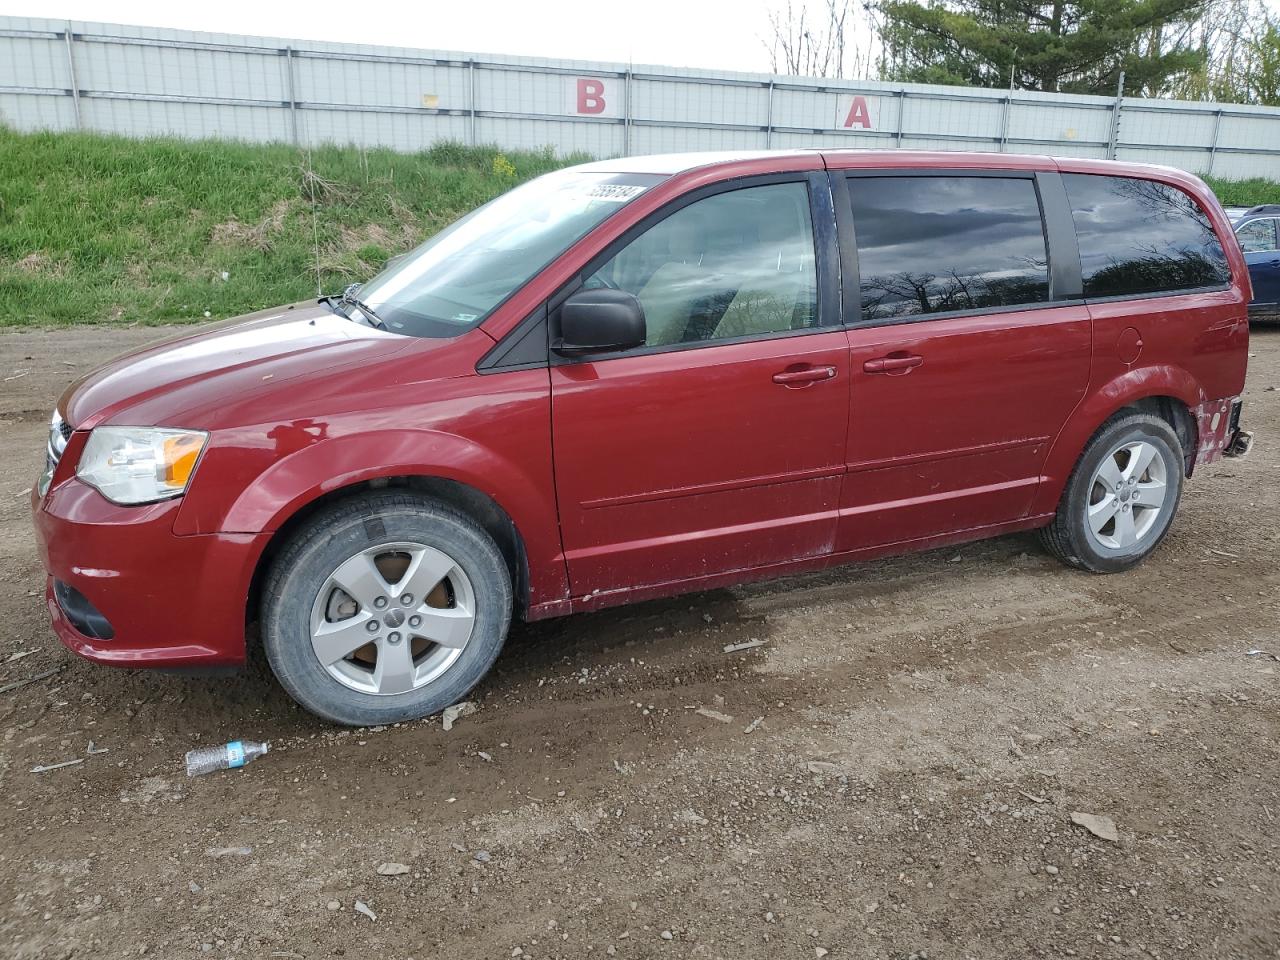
[1040,413,1184,573]
[261,492,511,725]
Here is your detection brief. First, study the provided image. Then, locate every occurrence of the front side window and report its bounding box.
[1063,174,1231,298]
[584,182,820,347]
[848,176,1050,324]
[1237,218,1279,254]
[357,170,663,338]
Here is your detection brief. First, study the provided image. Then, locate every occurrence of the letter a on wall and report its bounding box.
[834,95,874,130]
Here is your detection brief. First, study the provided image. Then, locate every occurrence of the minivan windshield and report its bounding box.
[353,169,665,338]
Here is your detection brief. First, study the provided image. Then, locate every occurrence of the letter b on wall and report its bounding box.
[577,78,607,114]
[572,77,619,117]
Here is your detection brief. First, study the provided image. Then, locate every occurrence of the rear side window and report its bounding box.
[1063,174,1231,298]
[848,176,1050,324]
[1237,218,1279,253]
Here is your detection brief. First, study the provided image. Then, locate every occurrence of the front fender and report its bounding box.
[1031,363,1204,516]
[221,429,541,532]
[174,422,569,608]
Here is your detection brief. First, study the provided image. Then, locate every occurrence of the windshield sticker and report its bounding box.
[586,183,647,203]
[451,313,479,324]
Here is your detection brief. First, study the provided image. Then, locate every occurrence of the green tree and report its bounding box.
[1171,1,1279,105]
[1248,23,1280,104]
[879,0,1209,95]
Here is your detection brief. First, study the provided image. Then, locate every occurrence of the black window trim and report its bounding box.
[834,168,1082,331]
[480,170,841,370]
[1062,170,1234,302]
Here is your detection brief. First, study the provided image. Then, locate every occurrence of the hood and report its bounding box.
[62,302,415,430]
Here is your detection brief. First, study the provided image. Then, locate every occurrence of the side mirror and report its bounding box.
[553,289,646,357]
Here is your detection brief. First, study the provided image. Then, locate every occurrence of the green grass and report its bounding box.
[0,129,582,327]
[1204,176,1280,207]
[1,128,1277,327]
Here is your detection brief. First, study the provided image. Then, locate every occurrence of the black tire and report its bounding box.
[261,491,512,726]
[1039,413,1185,573]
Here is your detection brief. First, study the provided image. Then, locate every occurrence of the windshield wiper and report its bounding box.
[329,283,388,330]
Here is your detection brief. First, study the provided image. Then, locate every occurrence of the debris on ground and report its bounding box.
[694,707,734,723]
[1020,790,1049,804]
[441,701,478,731]
[1,667,62,694]
[354,900,377,921]
[376,862,410,876]
[86,740,108,755]
[473,850,492,863]
[205,846,253,858]
[743,717,764,734]
[30,758,84,774]
[1070,811,1120,842]
[723,639,767,653]
[185,740,269,776]
[806,760,844,775]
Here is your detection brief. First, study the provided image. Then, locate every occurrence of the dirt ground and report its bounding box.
[1,325,1278,960]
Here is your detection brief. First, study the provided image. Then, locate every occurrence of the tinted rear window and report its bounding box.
[1063,174,1230,298]
[848,176,1050,323]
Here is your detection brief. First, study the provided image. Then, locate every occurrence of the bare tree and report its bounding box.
[765,0,880,78]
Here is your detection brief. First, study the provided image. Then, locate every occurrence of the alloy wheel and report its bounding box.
[1085,440,1169,551]
[308,542,475,696]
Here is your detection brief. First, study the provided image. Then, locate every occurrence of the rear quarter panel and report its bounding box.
[1032,161,1250,515]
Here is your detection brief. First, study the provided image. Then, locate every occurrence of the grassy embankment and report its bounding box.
[0,130,581,326]
[1,127,1276,327]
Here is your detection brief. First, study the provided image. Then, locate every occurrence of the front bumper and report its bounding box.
[32,479,268,669]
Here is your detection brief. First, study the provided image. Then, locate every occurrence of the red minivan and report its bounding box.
[32,150,1253,725]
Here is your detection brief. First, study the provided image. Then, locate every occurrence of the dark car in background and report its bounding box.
[1234,204,1280,320]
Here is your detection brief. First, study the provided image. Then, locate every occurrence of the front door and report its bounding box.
[834,172,1092,550]
[550,177,850,599]
[1237,217,1280,306]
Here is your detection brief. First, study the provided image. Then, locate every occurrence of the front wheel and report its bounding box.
[261,492,512,725]
[1040,413,1185,573]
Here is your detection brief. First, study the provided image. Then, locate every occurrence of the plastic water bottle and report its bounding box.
[185,740,269,777]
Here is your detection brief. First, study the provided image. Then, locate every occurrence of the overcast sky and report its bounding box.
[0,0,790,74]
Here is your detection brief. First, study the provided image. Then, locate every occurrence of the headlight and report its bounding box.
[76,427,209,505]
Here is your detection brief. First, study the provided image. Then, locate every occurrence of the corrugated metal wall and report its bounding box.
[3,15,1278,179]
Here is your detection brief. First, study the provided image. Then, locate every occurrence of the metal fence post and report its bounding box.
[284,46,299,145]
[1107,70,1124,160]
[895,90,905,148]
[63,22,81,130]
[1208,108,1223,175]
[999,66,1014,152]
[468,59,477,146]
[623,68,632,156]
[765,79,774,149]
